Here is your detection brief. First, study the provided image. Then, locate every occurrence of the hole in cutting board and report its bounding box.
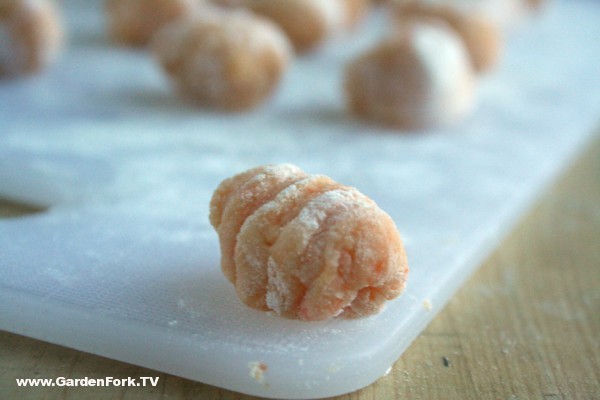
[0,198,47,219]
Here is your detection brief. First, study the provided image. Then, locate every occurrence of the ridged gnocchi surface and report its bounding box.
[209,164,409,321]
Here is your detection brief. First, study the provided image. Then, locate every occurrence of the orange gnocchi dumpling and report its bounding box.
[105,0,197,47]
[213,0,371,52]
[390,0,503,73]
[345,20,476,129]
[152,7,291,111]
[209,164,409,321]
[0,0,63,78]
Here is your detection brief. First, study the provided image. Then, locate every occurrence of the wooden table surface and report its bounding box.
[1,135,599,400]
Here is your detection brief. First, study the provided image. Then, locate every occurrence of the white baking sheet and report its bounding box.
[0,1,599,398]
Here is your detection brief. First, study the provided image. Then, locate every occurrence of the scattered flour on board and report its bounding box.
[248,361,268,384]
[423,298,433,311]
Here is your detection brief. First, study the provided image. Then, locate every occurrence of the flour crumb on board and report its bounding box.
[423,299,433,311]
[383,366,393,377]
[248,361,268,384]
[327,363,343,373]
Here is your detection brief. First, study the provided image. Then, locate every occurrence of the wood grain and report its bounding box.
[1,135,599,400]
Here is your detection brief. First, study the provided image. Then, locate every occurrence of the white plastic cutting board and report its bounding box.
[1,1,599,398]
